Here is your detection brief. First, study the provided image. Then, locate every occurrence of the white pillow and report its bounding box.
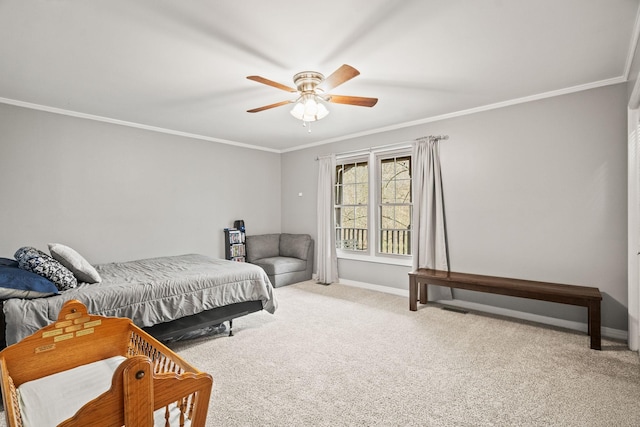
[48,243,102,284]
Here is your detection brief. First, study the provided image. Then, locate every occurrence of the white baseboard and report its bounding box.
[338,278,628,342]
[339,278,409,297]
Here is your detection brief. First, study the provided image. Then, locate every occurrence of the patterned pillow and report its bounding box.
[14,246,78,291]
[14,246,45,261]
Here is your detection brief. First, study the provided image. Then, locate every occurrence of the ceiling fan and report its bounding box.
[246,64,378,124]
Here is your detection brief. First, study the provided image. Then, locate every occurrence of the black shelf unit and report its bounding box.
[224,228,246,262]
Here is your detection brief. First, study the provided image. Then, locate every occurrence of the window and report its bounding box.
[335,148,412,261]
[378,155,412,255]
[335,160,369,251]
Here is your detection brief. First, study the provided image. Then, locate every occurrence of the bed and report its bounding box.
[1,251,277,347]
[0,300,213,427]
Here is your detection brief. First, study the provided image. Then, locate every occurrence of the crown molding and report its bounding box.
[282,76,626,153]
[1,75,626,156]
[0,97,280,154]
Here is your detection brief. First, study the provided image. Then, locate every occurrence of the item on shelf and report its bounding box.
[233,219,246,233]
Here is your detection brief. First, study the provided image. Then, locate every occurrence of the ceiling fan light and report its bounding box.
[315,102,329,120]
[290,96,329,122]
[304,97,318,115]
[290,102,306,120]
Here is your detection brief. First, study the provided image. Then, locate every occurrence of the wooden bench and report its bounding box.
[409,268,603,350]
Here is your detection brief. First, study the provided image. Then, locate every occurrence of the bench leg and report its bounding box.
[409,276,418,311]
[419,282,428,304]
[588,301,601,350]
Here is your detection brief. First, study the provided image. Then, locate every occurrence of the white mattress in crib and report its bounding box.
[17,356,190,427]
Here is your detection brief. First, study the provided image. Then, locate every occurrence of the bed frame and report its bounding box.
[0,299,264,349]
[0,300,213,427]
[143,300,264,341]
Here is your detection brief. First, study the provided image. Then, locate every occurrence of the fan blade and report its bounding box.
[317,64,360,92]
[247,100,293,113]
[247,76,297,92]
[326,95,378,107]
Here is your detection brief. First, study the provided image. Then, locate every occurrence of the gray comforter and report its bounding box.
[3,254,277,345]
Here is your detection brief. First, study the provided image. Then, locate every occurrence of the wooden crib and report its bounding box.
[0,300,213,427]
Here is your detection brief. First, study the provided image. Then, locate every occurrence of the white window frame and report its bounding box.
[335,147,413,267]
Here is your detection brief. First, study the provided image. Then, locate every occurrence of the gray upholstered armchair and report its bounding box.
[245,233,314,288]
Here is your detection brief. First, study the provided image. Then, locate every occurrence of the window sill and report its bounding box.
[337,251,412,267]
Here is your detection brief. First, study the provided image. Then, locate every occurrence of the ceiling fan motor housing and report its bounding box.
[293,71,325,94]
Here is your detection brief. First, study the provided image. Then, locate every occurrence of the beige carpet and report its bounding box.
[2,281,640,426]
[172,281,640,426]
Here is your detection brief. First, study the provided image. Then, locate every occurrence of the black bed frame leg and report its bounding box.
[228,319,233,337]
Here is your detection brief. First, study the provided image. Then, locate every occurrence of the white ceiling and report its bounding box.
[1,0,639,152]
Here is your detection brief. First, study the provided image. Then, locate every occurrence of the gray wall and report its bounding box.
[0,83,629,331]
[281,83,628,331]
[0,103,282,264]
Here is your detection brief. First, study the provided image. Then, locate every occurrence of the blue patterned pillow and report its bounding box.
[14,246,78,291]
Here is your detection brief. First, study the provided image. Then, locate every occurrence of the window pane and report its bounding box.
[341,206,355,227]
[354,206,367,229]
[342,184,356,204]
[335,184,342,204]
[396,157,411,180]
[381,181,395,203]
[343,164,357,184]
[380,229,389,253]
[380,205,394,229]
[356,183,368,205]
[381,160,395,180]
[395,205,411,229]
[355,163,368,183]
[335,165,343,184]
[334,207,343,227]
[396,179,411,203]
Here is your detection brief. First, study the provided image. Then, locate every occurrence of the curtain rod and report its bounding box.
[418,134,449,142]
[315,134,449,160]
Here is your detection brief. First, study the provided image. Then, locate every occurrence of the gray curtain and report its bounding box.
[411,138,451,300]
[316,154,338,284]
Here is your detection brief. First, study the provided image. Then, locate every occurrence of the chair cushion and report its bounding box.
[246,234,280,262]
[253,257,308,276]
[279,234,311,260]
